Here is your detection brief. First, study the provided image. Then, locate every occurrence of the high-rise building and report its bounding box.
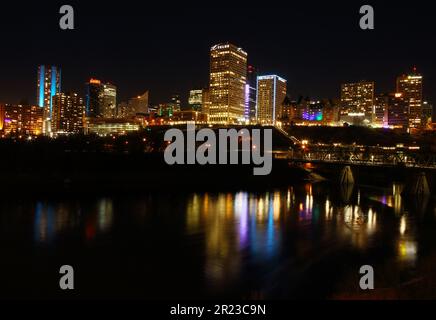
[51,92,85,134]
[85,79,117,118]
[247,65,257,123]
[256,75,287,125]
[37,65,61,133]
[128,91,149,115]
[209,43,247,124]
[188,90,203,111]
[396,70,423,129]
[86,78,104,118]
[102,83,117,118]
[374,94,389,126]
[385,93,409,129]
[340,81,375,125]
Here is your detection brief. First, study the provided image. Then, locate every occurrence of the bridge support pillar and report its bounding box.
[404,172,430,196]
[339,166,354,185]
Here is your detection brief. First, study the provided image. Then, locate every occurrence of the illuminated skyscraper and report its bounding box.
[256,75,287,125]
[102,83,117,118]
[36,65,61,133]
[85,79,117,118]
[396,69,423,129]
[52,92,85,133]
[209,43,247,124]
[86,78,104,118]
[340,81,375,125]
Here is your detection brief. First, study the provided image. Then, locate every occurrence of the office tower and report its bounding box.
[396,69,423,129]
[36,65,61,132]
[209,43,247,124]
[1,104,43,135]
[85,79,117,118]
[386,93,409,129]
[188,90,203,111]
[128,91,149,115]
[247,65,257,123]
[51,92,85,133]
[102,83,117,118]
[256,75,287,125]
[86,78,104,118]
[374,94,389,126]
[340,81,375,125]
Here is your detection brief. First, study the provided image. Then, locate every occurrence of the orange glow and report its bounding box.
[89,78,101,85]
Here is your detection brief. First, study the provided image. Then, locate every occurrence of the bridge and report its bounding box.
[273,126,436,170]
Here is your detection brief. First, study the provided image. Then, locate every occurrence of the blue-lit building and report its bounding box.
[37,65,61,133]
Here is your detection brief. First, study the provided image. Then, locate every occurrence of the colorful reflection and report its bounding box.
[33,199,114,244]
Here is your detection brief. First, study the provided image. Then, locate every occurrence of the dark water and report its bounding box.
[0,182,435,299]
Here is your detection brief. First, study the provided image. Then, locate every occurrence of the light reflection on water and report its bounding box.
[1,182,434,298]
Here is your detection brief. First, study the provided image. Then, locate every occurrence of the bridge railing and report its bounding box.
[276,146,436,169]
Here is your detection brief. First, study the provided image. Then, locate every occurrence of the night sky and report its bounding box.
[0,0,434,106]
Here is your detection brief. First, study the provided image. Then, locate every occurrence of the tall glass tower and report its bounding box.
[209,43,247,124]
[37,65,61,133]
[256,75,287,125]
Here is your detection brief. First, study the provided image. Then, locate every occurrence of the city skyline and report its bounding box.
[0,48,433,135]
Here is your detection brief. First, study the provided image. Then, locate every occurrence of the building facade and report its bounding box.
[385,93,409,129]
[128,91,149,115]
[51,92,85,134]
[86,78,104,118]
[396,70,423,129]
[102,83,117,118]
[256,75,287,125]
[0,104,43,135]
[85,79,117,118]
[340,81,375,125]
[209,43,247,124]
